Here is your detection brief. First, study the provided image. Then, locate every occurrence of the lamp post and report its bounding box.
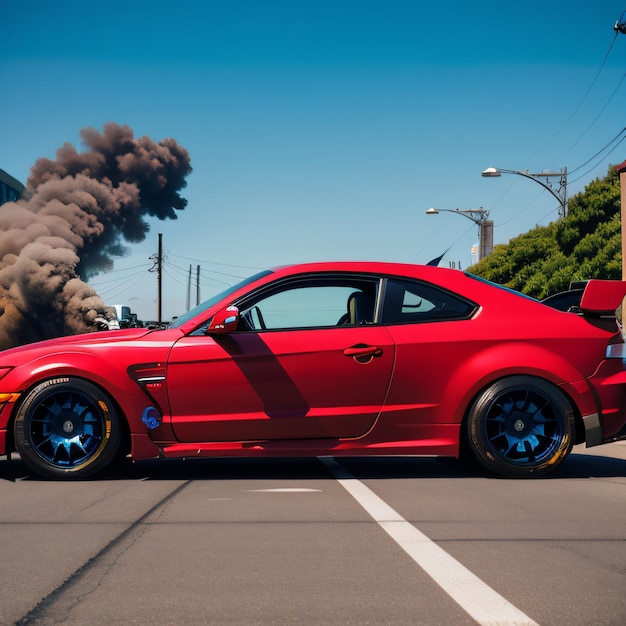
[481,166,568,218]
[426,207,493,260]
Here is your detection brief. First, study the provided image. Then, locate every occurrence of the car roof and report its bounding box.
[266,261,497,296]
[269,261,466,280]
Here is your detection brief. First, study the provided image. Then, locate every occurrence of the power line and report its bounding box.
[556,69,626,162]
[569,127,626,183]
[569,126,626,175]
[167,251,262,272]
[87,262,152,279]
[164,258,234,288]
[529,31,619,161]
[89,265,149,290]
[90,270,150,300]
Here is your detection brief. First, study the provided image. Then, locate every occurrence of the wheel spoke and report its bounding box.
[501,437,518,459]
[469,377,573,477]
[484,388,564,464]
[523,439,536,462]
[15,378,120,479]
[27,391,105,468]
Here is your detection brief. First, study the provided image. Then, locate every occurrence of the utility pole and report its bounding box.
[196,264,201,306]
[186,264,192,311]
[149,233,163,324]
[157,233,162,324]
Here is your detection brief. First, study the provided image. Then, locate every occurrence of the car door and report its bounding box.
[166,276,395,442]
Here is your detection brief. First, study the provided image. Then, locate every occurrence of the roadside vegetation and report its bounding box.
[468,165,622,299]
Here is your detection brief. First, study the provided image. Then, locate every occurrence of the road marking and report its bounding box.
[320,457,540,626]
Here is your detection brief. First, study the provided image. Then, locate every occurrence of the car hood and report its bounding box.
[0,328,154,363]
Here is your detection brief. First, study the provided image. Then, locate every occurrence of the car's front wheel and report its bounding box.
[14,377,122,479]
[466,376,574,477]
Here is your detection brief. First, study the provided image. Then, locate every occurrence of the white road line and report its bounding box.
[320,457,540,626]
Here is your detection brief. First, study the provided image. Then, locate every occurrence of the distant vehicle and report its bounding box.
[111,304,143,328]
[112,304,132,323]
[1,262,626,480]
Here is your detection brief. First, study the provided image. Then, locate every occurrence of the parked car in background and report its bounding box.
[1,262,626,479]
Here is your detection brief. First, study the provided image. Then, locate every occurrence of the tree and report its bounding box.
[469,166,622,298]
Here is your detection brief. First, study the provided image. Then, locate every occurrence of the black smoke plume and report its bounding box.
[0,123,192,349]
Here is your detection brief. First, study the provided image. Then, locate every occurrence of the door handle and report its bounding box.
[344,344,383,362]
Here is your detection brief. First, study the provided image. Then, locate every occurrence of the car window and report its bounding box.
[381,277,476,324]
[236,276,379,331]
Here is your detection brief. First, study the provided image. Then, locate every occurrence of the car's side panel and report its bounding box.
[382,316,611,434]
[166,326,395,442]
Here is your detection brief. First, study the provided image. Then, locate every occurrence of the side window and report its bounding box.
[237,277,379,331]
[382,278,476,324]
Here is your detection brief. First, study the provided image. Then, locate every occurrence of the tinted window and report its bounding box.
[381,278,476,324]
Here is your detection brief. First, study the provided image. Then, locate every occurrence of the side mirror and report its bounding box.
[207,305,239,334]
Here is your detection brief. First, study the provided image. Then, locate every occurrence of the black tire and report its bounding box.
[13,377,122,479]
[466,375,574,478]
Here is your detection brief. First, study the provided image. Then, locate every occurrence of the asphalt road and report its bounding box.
[1,443,625,626]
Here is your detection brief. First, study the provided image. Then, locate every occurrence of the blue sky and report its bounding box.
[2,1,626,320]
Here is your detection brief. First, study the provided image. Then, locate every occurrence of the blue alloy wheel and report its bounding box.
[14,378,121,479]
[466,375,574,477]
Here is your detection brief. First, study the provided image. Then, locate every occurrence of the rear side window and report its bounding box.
[381,278,476,325]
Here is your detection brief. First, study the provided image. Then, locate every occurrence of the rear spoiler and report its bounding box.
[580,280,626,315]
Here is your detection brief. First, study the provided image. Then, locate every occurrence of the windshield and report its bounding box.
[168,270,273,328]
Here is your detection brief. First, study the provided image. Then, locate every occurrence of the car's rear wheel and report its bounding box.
[14,377,121,479]
[466,375,574,477]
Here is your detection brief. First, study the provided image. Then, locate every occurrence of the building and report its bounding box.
[0,168,25,205]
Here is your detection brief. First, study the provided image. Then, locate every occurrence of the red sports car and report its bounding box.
[2,261,626,479]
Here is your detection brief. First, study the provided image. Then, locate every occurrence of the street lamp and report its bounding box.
[481,166,568,218]
[426,207,494,260]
